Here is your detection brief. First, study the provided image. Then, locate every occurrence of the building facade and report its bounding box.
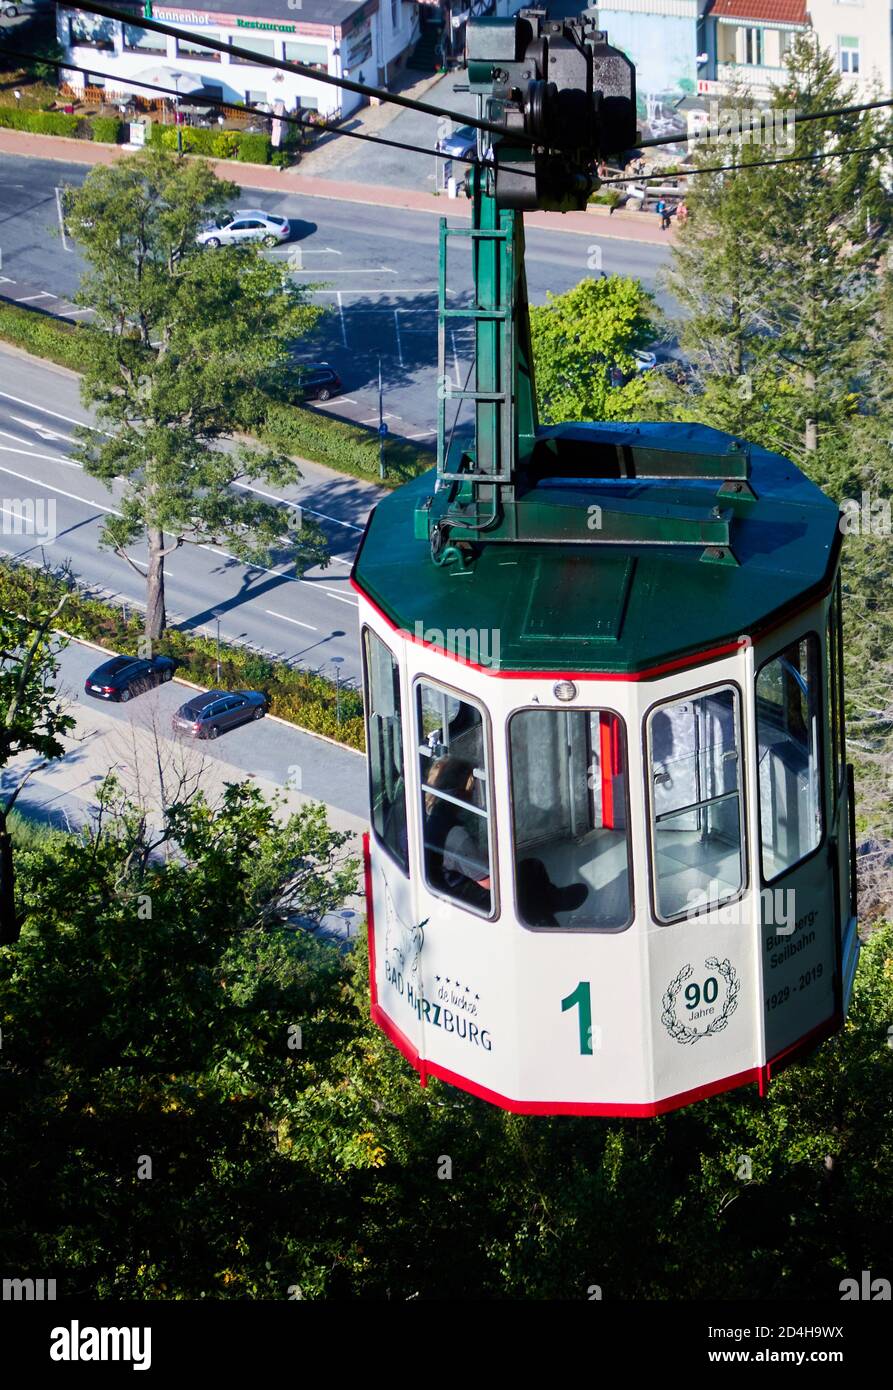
[593,2,892,110]
[58,0,421,119]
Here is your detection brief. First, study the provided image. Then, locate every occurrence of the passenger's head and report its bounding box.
[425,756,475,813]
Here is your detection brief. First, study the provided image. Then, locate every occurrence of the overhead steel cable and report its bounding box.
[0,41,540,177]
[54,0,540,148]
[636,93,893,151]
[601,138,893,184]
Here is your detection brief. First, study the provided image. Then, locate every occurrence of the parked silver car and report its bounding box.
[196,209,290,249]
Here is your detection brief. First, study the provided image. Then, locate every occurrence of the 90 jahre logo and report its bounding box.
[661,957,740,1044]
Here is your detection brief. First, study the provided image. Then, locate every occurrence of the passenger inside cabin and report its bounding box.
[425,756,588,922]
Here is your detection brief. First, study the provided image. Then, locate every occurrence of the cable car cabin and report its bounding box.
[352,420,859,1116]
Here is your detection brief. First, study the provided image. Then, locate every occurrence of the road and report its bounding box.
[0,152,673,445]
[0,345,373,684]
[3,633,369,940]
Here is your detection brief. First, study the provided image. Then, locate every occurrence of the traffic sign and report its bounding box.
[379,422,389,438]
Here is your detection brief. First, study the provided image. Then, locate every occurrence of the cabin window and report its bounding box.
[363,629,408,874]
[416,680,493,916]
[509,709,632,930]
[647,685,745,920]
[756,635,823,880]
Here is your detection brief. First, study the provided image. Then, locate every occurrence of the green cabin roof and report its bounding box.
[352,422,841,676]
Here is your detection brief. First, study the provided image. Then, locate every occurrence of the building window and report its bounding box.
[122,25,166,57]
[363,629,409,875]
[230,36,276,66]
[743,27,763,66]
[648,686,745,921]
[391,0,399,30]
[299,97,319,111]
[69,14,116,51]
[245,90,267,106]
[757,636,823,881]
[509,708,632,930]
[177,37,221,63]
[839,36,860,74]
[416,680,493,916]
[283,40,328,71]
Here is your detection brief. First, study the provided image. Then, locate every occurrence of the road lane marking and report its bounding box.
[231,479,364,531]
[291,267,396,275]
[265,610,318,630]
[14,292,57,303]
[0,462,120,512]
[0,442,81,467]
[393,308,404,368]
[0,390,103,432]
[9,414,74,443]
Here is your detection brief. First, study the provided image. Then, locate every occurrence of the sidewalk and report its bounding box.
[0,127,675,245]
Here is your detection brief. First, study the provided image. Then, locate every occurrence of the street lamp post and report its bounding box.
[332,656,344,725]
[213,611,222,683]
[377,355,386,481]
[170,71,183,154]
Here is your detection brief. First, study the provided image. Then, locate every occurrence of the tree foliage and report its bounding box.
[655,39,891,491]
[530,275,658,425]
[64,150,329,639]
[1,775,890,1298]
[0,584,74,944]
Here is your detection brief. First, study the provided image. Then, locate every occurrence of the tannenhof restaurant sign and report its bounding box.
[152,9,297,30]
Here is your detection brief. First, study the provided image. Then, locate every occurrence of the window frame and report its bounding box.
[755,630,826,886]
[68,16,116,51]
[176,37,222,62]
[122,25,167,57]
[412,672,498,919]
[361,626,410,877]
[229,35,277,66]
[506,702,635,934]
[644,679,748,925]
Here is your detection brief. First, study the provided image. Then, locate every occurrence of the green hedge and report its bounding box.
[0,299,433,486]
[0,108,80,136]
[0,300,99,371]
[148,121,272,164]
[90,116,122,146]
[0,559,365,751]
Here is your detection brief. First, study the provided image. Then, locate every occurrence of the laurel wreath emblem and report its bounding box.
[661,957,740,1044]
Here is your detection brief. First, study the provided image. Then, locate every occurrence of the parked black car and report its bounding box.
[84,653,177,703]
[296,364,342,401]
[172,689,268,740]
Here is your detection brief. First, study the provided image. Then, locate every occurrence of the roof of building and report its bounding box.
[353,422,840,676]
[707,0,808,24]
[146,0,370,30]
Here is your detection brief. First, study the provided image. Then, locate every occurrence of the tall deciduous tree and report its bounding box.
[65,150,329,641]
[530,274,658,425]
[0,585,74,944]
[657,38,891,489]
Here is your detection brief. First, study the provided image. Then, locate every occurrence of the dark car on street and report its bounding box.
[84,653,177,703]
[172,689,268,740]
[296,364,342,401]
